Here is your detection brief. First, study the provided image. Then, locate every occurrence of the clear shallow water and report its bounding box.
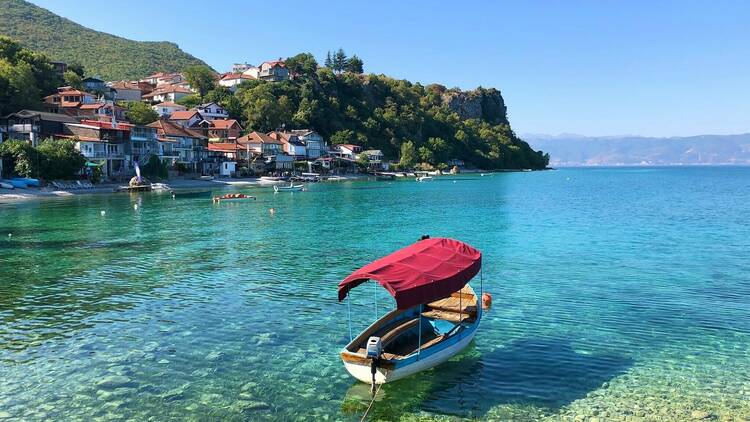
[1,167,749,421]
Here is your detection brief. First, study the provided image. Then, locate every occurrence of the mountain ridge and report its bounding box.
[524,133,750,166]
[0,0,212,80]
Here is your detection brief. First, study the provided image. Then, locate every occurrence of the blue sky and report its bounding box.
[30,0,750,137]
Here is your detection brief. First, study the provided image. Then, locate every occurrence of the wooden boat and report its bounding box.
[0,181,14,190]
[338,238,484,387]
[11,177,40,187]
[4,179,28,189]
[273,184,304,192]
[212,193,256,202]
[172,190,212,199]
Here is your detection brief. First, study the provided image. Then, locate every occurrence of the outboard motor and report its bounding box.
[366,336,382,394]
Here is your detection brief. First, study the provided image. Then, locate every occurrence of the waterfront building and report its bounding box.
[0,110,78,146]
[335,144,362,160]
[61,120,132,179]
[361,149,385,169]
[206,119,242,141]
[289,130,328,159]
[269,131,307,159]
[148,119,208,174]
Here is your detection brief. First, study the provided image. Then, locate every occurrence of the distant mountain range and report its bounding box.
[523,133,750,166]
[0,0,212,80]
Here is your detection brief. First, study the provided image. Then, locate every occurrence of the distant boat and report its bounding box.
[338,238,484,386]
[0,181,14,190]
[11,177,40,187]
[273,184,304,192]
[416,176,433,182]
[172,190,212,199]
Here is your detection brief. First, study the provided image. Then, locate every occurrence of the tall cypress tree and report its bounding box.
[324,51,333,68]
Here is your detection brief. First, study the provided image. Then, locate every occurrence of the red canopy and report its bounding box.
[338,238,482,309]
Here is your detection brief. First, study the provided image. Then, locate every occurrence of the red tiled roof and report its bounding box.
[208,143,239,153]
[57,89,92,96]
[78,103,105,110]
[148,119,206,139]
[154,102,184,108]
[210,119,240,129]
[169,110,200,120]
[261,60,286,68]
[80,119,133,130]
[221,73,256,80]
[142,85,193,97]
[110,81,141,90]
[237,131,282,145]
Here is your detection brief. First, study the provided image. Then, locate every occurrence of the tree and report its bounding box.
[36,139,85,180]
[125,101,159,125]
[418,145,434,164]
[330,129,355,146]
[286,53,318,78]
[183,65,216,98]
[333,48,347,73]
[399,140,417,169]
[356,152,370,170]
[346,55,364,73]
[64,70,83,89]
[67,62,85,77]
[324,51,333,68]
[176,94,201,109]
[0,139,37,178]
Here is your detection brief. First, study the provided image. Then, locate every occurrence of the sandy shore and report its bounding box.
[0,178,260,202]
[0,176,369,202]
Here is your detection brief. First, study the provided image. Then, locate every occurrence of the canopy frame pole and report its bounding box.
[459,287,463,340]
[418,304,422,359]
[347,293,353,343]
[479,265,484,321]
[374,281,378,320]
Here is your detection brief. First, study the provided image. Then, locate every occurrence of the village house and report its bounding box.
[147,119,208,174]
[60,120,132,179]
[82,76,107,93]
[129,124,160,165]
[152,102,187,117]
[361,149,385,169]
[0,110,78,146]
[76,103,127,122]
[290,130,328,159]
[108,81,143,102]
[140,72,185,87]
[268,131,307,159]
[258,60,288,81]
[168,110,207,128]
[236,131,293,172]
[142,85,193,104]
[206,119,243,141]
[195,102,229,120]
[218,73,256,92]
[335,144,363,160]
[231,63,253,74]
[43,88,96,113]
[242,66,261,79]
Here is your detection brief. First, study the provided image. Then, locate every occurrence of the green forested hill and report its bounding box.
[0,0,212,80]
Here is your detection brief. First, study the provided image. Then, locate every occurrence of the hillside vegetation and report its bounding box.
[194,55,549,169]
[0,0,211,80]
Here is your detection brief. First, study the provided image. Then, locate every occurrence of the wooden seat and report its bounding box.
[421,309,475,323]
[380,318,419,345]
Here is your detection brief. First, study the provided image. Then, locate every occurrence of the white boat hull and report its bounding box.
[342,327,477,384]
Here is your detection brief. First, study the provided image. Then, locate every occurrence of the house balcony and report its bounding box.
[9,124,40,133]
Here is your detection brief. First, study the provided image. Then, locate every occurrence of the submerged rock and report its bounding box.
[205,351,224,362]
[690,410,713,420]
[95,375,133,390]
[232,400,270,413]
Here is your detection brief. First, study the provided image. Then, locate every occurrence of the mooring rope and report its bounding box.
[360,383,383,422]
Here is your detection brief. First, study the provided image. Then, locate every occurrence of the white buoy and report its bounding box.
[100,210,106,216]
[134,204,138,210]
[7,233,11,238]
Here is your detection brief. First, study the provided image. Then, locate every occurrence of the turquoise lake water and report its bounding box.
[1,167,749,421]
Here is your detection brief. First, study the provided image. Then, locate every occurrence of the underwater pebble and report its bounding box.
[205,351,224,362]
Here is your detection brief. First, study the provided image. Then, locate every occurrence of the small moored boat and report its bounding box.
[212,193,256,202]
[0,181,14,190]
[273,184,304,192]
[338,237,484,387]
[4,179,28,189]
[416,176,433,182]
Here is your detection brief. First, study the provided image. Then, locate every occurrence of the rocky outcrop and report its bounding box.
[441,87,508,125]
